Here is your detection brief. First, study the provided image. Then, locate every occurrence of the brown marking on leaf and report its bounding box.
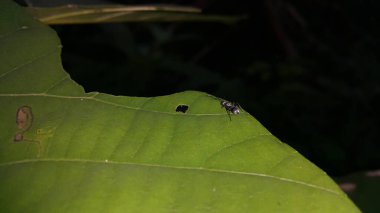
[13,106,42,157]
[14,133,23,142]
[16,106,33,131]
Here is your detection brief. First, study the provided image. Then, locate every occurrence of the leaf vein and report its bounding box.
[0,158,341,195]
[0,93,237,116]
[0,46,60,79]
[204,134,272,164]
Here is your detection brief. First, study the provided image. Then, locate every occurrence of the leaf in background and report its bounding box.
[25,4,243,25]
[336,170,380,213]
[0,1,359,212]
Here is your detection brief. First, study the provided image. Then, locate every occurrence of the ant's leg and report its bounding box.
[226,109,232,121]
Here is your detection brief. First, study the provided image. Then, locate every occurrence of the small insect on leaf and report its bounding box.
[221,100,240,115]
[16,106,33,131]
[207,94,242,121]
[220,100,241,121]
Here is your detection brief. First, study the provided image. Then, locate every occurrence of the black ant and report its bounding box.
[208,95,241,120]
[220,100,241,121]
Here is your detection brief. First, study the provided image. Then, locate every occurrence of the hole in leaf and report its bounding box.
[176,105,188,113]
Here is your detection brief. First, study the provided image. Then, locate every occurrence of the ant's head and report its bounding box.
[231,108,240,114]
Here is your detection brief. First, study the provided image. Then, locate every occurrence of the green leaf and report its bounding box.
[0,1,360,212]
[25,4,244,25]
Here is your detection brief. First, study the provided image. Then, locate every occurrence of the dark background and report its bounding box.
[20,0,380,177]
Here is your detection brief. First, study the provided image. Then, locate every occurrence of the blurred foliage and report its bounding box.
[19,0,380,176]
[336,170,380,213]
[26,4,242,25]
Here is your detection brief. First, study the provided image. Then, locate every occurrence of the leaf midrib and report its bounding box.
[0,93,239,116]
[0,158,341,196]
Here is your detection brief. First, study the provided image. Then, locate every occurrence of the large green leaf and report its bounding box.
[0,1,360,212]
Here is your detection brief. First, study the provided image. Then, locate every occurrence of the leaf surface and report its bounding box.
[0,1,360,212]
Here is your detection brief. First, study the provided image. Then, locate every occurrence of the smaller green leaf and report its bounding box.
[25,4,244,25]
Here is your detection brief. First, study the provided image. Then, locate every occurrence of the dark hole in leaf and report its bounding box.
[176,105,189,113]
